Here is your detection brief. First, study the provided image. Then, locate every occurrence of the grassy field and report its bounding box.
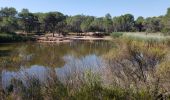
[124,32,169,39]
[111,32,170,42]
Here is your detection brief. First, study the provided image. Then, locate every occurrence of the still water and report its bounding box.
[0,41,114,89]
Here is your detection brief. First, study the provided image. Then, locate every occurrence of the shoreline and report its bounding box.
[36,36,112,43]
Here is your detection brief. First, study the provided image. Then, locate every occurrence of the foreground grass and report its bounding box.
[111,32,170,47]
[124,32,170,41]
[1,37,170,99]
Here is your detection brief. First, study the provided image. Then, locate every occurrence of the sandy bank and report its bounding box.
[35,35,112,43]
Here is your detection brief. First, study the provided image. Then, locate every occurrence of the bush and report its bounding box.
[104,38,169,99]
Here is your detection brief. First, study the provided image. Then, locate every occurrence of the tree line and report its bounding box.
[0,7,170,36]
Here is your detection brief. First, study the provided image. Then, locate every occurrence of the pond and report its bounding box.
[0,40,115,89]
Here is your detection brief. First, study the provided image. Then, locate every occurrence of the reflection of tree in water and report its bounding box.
[66,41,114,58]
[1,55,106,90]
[56,55,107,85]
[0,50,11,57]
[0,44,29,71]
[0,41,114,71]
[1,65,50,90]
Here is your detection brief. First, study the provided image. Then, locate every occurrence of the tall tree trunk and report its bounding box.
[53,32,54,37]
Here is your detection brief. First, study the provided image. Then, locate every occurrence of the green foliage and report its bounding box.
[112,14,134,32]
[90,17,105,32]
[162,8,170,34]
[66,15,86,33]
[18,9,40,33]
[0,17,18,32]
[0,7,17,17]
[144,17,163,33]
[135,16,145,32]
[80,16,94,32]
[0,7,18,33]
[44,12,65,32]
[1,7,170,38]
[103,13,113,33]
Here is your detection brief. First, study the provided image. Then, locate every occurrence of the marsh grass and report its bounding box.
[123,32,170,43]
[103,37,170,99]
[111,32,124,38]
[1,37,170,99]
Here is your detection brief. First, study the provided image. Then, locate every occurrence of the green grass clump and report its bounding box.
[111,32,124,38]
[123,32,170,43]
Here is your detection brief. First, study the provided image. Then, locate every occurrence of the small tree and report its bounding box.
[44,12,65,37]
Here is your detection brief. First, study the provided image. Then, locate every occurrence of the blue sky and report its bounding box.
[0,0,170,18]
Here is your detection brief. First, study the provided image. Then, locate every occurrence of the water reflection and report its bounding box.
[0,41,113,70]
[0,41,114,90]
[56,55,106,84]
[2,55,106,90]
[2,65,49,89]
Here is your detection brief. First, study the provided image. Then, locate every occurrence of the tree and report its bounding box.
[80,16,94,33]
[56,20,67,36]
[44,12,65,37]
[18,9,39,34]
[0,6,169,36]
[103,13,113,33]
[0,17,18,33]
[112,17,122,32]
[66,15,86,33]
[135,16,145,32]
[144,17,163,33]
[91,18,105,32]
[0,7,18,33]
[0,7,17,17]
[167,8,170,16]
[123,14,135,31]
[112,14,134,32]
[34,13,47,33]
[162,8,170,34]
